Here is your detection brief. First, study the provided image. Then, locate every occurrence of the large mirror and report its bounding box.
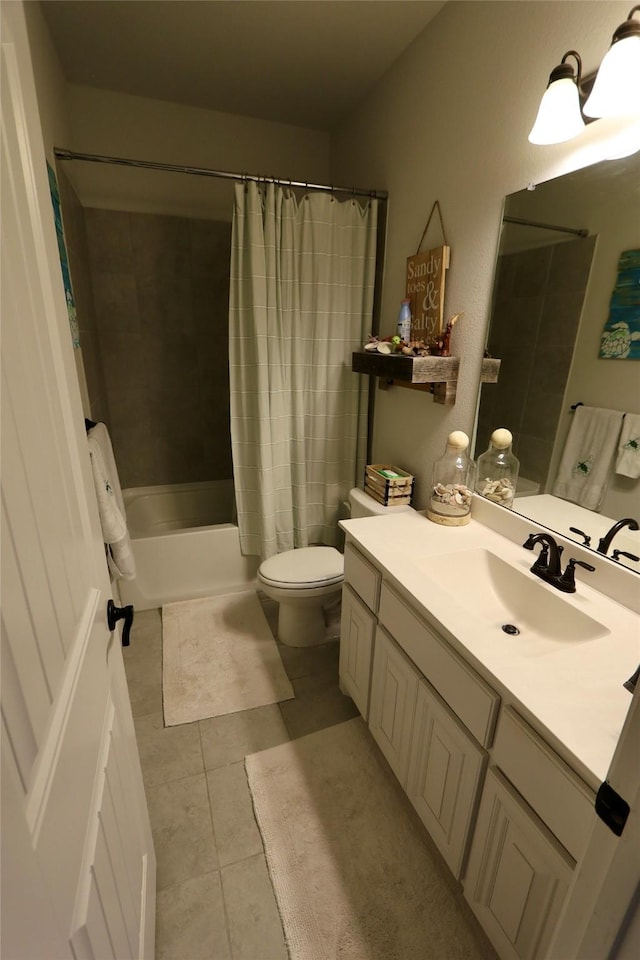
[476,152,640,572]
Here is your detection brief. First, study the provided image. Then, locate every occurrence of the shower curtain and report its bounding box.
[229,181,378,558]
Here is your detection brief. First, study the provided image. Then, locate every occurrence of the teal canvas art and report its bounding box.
[599,248,640,360]
[47,161,79,348]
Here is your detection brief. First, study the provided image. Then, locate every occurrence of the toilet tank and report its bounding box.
[348,487,415,518]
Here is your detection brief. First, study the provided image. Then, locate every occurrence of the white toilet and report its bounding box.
[257,487,414,647]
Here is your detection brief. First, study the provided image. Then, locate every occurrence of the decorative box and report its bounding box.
[364,464,414,506]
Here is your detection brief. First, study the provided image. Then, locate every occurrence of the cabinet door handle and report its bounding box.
[107,599,134,647]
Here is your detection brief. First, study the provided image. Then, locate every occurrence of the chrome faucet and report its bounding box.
[597,518,639,556]
[523,532,595,593]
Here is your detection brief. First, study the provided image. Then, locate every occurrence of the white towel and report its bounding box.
[87,423,136,580]
[616,414,640,479]
[552,405,624,511]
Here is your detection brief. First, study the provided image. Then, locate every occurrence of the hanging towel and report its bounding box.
[616,414,640,479]
[87,422,136,580]
[552,405,624,511]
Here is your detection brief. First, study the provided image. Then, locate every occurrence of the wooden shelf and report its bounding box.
[351,352,501,405]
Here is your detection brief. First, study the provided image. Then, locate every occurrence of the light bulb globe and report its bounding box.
[584,35,640,118]
[529,78,585,145]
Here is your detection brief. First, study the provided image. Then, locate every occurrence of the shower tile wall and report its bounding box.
[477,236,596,487]
[84,209,233,489]
[56,167,110,423]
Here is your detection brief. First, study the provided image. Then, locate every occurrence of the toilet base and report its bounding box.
[277,599,330,647]
[257,548,343,647]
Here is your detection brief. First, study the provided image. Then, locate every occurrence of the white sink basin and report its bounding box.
[418,548,609,644]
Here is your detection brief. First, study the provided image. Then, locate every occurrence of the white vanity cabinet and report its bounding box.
[339,532,599,960]
[464,768,574,960]
[407,677,486,878]
[463,707,595,960]
[368,627,419,787]
[339,585,377,718]
[352,572,496,880]
[338,544,381,719]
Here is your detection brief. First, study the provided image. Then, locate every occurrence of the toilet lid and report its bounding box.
[259,546,344,589]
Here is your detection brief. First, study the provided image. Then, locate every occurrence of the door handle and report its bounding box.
[107,599,134,647]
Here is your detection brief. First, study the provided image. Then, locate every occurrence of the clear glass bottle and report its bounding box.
[397,299,412,342]
[475,428,520,509]
[427,431,475,526]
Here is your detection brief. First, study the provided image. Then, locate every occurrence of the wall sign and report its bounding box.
[406,244,450,341]
[405,200,450,341]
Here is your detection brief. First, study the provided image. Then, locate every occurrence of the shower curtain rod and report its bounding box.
[53,148,388,200]
[503,215,588,238]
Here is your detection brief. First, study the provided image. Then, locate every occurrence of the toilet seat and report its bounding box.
[258,546,344,590]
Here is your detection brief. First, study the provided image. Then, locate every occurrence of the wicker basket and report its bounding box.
[364,464,414,507]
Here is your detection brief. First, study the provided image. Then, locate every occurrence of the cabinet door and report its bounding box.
[407,679,486,878]
[368,628,418,787]
[464,769,573,960]
[339,585,376,719]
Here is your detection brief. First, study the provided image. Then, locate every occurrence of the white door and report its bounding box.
[0,4,155,958]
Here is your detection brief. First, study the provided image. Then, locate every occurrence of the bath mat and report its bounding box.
[162,591,294,726]
[246,717,495,960]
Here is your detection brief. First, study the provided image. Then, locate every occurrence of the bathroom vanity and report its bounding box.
[339,502,638,960]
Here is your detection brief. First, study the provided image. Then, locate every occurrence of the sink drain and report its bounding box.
[502,623,520,636]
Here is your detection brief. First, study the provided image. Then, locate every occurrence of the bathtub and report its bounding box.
[118,480,259,610]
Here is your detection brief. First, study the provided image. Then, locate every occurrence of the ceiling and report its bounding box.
[40,0,446,131]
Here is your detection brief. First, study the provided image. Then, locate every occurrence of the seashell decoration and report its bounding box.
[431,482,473,511]
[478,477,515,506]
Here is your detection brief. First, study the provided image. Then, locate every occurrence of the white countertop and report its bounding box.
[340,510,640,789]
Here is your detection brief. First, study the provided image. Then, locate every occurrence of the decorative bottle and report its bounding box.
[397,299,412,342]
[475,428,520,509]
[427,431,475,526]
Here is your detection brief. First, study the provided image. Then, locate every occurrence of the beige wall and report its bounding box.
[22,0,69,159]
[25,0,638,512]
[22,0,94,410]
[62,84,331,220]
[23,0,332,461]
[331,0,636,508]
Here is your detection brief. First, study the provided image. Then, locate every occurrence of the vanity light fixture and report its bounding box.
[528,51,585,145]
[583,5,640,118]
[529,7,640,147]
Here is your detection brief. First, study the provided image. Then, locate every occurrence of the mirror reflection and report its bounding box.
[476,152,640,572]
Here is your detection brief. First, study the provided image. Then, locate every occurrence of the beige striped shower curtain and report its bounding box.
[229,181,378,558]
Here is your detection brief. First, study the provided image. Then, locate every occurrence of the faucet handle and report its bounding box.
[612,550,640,564]
[569,526,591,547]
[557,557,596,593]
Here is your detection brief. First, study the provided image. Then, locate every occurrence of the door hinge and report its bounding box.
[595,781,629,837]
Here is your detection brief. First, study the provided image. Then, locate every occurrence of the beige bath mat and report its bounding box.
[162,591,294,726]
[246,718,495,960]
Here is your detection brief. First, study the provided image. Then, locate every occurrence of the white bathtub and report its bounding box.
[119,480,259,610]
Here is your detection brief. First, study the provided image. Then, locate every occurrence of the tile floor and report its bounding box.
[124,592,494,960]
[123,594,358,960]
